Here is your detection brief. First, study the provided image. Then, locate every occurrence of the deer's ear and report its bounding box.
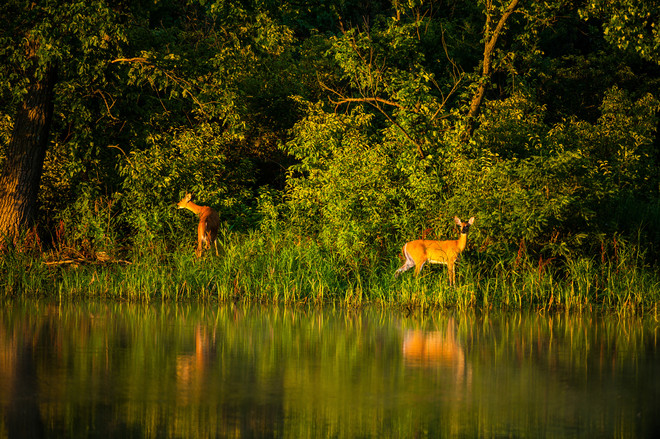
[454,216,462,225]
[468,217,475,225]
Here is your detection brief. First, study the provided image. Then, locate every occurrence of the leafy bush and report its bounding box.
[118,123,255,249]
[283,101,446,262]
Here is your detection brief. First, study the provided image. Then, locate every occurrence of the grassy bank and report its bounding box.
[1,228,659,315]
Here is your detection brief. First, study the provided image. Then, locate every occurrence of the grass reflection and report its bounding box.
[0,300,658,438]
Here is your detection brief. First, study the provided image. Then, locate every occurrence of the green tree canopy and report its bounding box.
[0,0,657,266]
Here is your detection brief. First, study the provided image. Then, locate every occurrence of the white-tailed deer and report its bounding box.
[176,193,220,258]
[395,216,475,285]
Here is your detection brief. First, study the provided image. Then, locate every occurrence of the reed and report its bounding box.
[1,228,658,314]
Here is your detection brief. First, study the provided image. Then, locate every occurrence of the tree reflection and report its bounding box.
[3,321,45,439]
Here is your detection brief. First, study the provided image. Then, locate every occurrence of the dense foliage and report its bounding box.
[1,0,659,276]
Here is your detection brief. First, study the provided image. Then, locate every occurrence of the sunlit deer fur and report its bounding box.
[176,193,220,258]
[395,216,475,285]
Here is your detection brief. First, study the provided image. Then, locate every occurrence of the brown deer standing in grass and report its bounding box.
[176,193,220,258]
[395,216,475,286]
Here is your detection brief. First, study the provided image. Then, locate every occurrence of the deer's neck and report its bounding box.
[456,233,468,252]
[184,202,205,216]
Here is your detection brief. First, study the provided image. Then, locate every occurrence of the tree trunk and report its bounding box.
[465,0,519,137]
[0,64,57,245]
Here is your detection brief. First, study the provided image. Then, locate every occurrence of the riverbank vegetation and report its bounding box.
[2,224,659,314]
[1,0,659,312]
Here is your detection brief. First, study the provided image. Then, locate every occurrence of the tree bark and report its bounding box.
[0,64,57,244]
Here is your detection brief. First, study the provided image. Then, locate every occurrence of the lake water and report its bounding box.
[1,300,659,438]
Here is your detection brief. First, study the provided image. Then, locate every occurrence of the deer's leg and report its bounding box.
[447,261,455,286]
[395,245,416,277]
[413,261,426,277]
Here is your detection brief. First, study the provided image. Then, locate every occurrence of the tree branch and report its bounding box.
[321,80,425,158]
[111,57,148,64]
[111,56,206,115]
[328,95,403,110]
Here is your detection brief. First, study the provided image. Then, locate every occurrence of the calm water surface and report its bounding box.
[1,300,659,438]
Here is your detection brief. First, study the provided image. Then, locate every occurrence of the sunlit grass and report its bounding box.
[1,228,659,314]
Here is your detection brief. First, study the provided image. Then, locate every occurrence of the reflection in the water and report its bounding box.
[403,321,463,366]
[176,324,216,404]
[3,321,45,439]
[0,300,658,438]
[402,320,471,387]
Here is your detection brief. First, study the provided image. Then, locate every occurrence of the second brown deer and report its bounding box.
[177,193,220,258]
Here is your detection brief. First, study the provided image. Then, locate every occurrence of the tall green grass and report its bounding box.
[1,227,659,314]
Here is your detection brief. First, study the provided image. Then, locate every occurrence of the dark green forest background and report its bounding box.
[1,0,659,277]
